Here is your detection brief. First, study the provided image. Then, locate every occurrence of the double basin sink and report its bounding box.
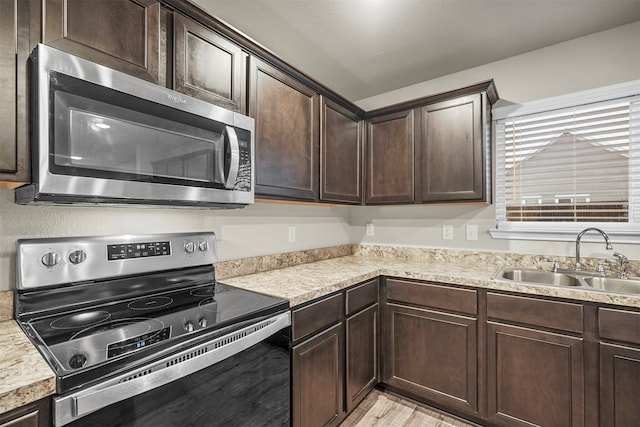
[493,266,640,296]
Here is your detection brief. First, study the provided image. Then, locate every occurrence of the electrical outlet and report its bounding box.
[288,225,296,242]
[442,224,453,240]
[466,224,478,241]
[365,223,375,236]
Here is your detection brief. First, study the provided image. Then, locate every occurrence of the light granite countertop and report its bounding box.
[2,251,639,417]
[223,255,640,308]
[0,320,55,415]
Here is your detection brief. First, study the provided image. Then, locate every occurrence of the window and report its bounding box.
[491,81,640,242]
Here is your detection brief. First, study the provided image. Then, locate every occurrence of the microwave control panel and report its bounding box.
[235,137,252,191]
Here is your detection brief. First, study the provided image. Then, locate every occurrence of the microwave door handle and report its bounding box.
[224,126,240,189]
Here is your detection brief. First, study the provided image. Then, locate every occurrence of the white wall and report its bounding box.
[351,21,640,259]
[356,21,640,110]
[1,22,638,290]
[0,189,351,290]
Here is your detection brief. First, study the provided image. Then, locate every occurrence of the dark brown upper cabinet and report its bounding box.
[418,93,486,202]
[0,0,34,186]
[249,56,319,201]
[365,110,415,204]
[43,0,161,83]
[365,80,496,206]
[173,13,245,113]
[320,97,363,204]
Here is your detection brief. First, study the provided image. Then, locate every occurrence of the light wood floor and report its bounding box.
[340,389,477,427]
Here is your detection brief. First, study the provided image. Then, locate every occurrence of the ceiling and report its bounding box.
[192,0,640,102]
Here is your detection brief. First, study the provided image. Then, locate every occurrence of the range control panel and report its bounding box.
[107,241,171,261]
[17,232,217,290]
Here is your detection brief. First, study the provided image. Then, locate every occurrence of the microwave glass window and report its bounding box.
[49,72,230,188]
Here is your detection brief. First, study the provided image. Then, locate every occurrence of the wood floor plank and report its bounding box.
[340,389,476,427]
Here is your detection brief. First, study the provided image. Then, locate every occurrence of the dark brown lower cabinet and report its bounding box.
[486,322,584,427]
[291,279,379,427]
[600,343,640,427]
[345,303,378,412]
[383,302,478,415]
[292,323,344,427]
[0,398,50,427]
[599,307,640,427]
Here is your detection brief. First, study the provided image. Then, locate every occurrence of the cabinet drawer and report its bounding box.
[346,279,378,316]
[386,278,476,315]
[599,308,640,345]
[292,293,343,342]
[487,293,583,333]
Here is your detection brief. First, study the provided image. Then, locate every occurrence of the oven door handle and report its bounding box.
[55,311,290,426]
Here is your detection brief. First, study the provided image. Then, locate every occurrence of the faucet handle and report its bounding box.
[614,252,628,263]
[597,261,612,274]
[543,258,560,272]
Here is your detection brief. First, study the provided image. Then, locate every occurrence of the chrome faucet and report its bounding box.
[575,227,613,271]
[614,252,629,279]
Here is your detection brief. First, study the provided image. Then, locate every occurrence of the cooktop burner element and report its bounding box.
[70,317,161,341]
[50,311,111,330]
[128,296,174,310]
[15,232,289,396]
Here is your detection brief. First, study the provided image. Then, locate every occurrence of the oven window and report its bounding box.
[65,327,290,427]
[49,72,228,189]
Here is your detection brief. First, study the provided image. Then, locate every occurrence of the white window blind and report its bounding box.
[494,88,640,239]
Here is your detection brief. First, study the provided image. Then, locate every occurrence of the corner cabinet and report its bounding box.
[173,13,246,113]
[43,0,162,84]
[364,110,415,204]
[249,57,320,201]
[320,97,363,204]
[345,279,379,412]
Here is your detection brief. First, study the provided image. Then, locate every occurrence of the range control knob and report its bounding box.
[184,241,196,253]
[69,353,87,369]
[184,321,194,333]
[68,250,87,265]
[41,251,61,268]
[198,241,209,252]
[198,318,207,328]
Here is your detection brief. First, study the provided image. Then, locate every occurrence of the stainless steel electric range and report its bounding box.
[15,232,291,426]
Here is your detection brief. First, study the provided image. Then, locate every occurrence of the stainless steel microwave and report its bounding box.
[16,44,254,208]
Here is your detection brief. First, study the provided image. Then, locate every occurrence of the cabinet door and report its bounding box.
[365,110,414,204]
[249,57,319,201]
[419,94,485,202]
[0,0,30,184]
[346,303,378,413]
[383,303,477,414]
[43,0,160,83]
[0,397,51,427]
[173,13,245,112]
[600,343,640,427]
[320,98,362,204]
[487,322,584,427]
[292,323,344,427]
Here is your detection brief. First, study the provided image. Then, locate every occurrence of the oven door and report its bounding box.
[54,312,290,427]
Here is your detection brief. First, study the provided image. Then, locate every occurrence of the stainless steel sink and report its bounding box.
[494,265,640,296]
[497,268,583,287]
[582,277,640,295]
